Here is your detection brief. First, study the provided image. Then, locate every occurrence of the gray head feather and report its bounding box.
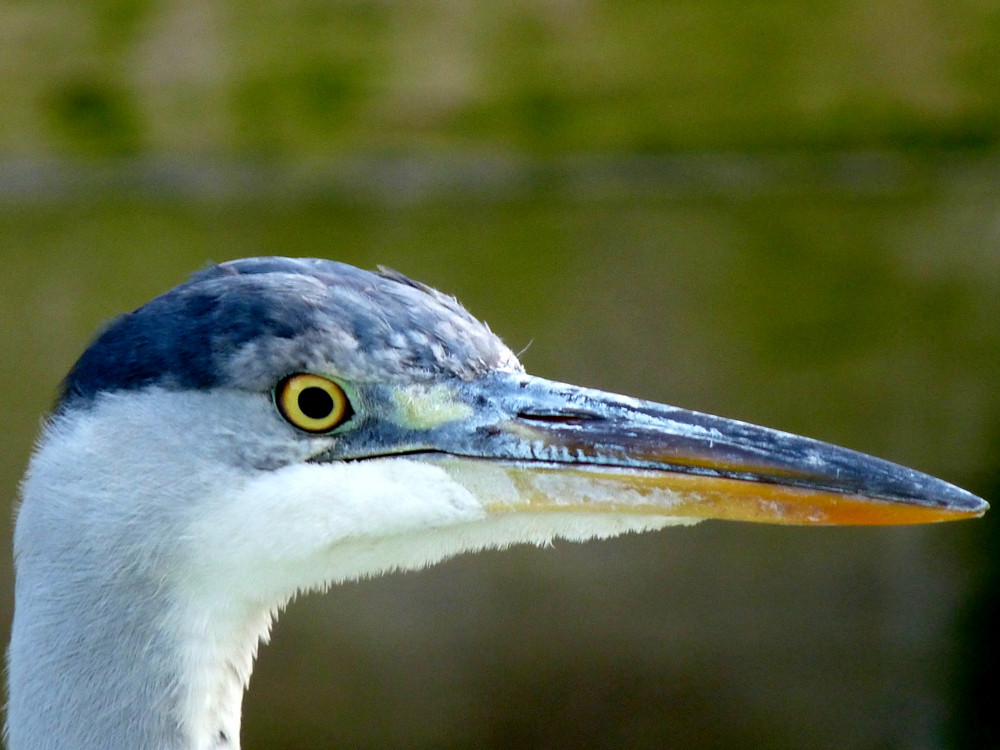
[59,257,521,409]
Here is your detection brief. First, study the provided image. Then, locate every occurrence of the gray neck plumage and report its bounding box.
[7,546,243,750]
[6,402,273,750]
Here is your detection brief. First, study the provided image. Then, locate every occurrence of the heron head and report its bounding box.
[36,256,985,601]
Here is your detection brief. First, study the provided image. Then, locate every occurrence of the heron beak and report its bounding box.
[429,372,987,526]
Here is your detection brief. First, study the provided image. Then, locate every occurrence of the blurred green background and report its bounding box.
[2,1,1000,748]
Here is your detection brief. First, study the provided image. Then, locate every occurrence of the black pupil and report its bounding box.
[298,387,335,419]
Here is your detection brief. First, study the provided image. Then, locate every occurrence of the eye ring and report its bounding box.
[275,374,354,433]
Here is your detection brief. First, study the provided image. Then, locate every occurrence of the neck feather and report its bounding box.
[7,552,272,750]
[6,404,281,750]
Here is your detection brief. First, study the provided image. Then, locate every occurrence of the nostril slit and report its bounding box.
[516,409,604,425]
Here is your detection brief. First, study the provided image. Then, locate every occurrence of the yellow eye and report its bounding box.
[275,374,354,433]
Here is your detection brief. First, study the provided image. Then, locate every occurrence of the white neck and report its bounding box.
[6,391,492,750]
[7,538,269,750]
[6,404,281,749]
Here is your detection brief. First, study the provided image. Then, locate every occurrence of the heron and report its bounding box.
[6,256,986,749]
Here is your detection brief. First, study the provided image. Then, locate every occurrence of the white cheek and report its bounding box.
[178,458,488,603]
